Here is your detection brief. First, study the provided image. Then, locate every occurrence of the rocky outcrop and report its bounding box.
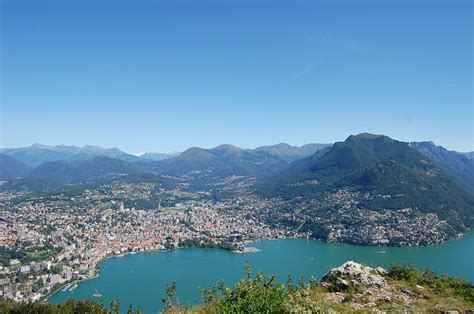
[321,261,388,292]
[320,261,424,309]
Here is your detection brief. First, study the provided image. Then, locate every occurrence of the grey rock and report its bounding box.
[374,266,388,276]
[321,261,388,291]
[336,278,349,289]
[378,295,392,302]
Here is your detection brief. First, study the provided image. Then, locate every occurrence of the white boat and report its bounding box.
[93,289,102,298]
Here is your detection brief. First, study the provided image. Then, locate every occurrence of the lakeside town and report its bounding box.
[0,177,300,303]
[0,173,459,303]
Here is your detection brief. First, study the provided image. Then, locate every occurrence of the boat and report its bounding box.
[62,283,72,291]
[93,289,102,298]
[69,283,78,291]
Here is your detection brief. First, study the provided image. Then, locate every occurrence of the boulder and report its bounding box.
[321,261,388,292]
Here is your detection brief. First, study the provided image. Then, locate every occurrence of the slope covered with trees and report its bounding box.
[258,133,474,231]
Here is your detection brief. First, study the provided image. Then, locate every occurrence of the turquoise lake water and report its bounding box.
[49,233,474,313]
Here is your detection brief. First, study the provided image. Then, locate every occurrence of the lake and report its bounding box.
[49,233,474,313]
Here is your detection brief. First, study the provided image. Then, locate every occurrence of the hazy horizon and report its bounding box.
[0,132,472,155]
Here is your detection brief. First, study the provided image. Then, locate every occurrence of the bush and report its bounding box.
[198,261,287,313]
[387,264,423,284]
[0,299,144,314]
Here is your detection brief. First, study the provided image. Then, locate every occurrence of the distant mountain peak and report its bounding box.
[351,132,386,140]
[0,144,141,166]
[31,143,51,149]
[212,144,243,151]
[254,142,331,162]
[274,143,293,148]
[177,147,216,160]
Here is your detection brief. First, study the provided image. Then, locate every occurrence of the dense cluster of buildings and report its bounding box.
[0,180,295,302]
[0,176,455,303]
[284,189,455,246]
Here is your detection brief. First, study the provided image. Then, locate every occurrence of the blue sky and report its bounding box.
[1,0,472,153]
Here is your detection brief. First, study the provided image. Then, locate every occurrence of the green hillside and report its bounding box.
[258,133,474,231]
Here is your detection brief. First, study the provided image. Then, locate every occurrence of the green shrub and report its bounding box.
[0,299,142,314]
[387,264,423,284]
[199,261,287,313]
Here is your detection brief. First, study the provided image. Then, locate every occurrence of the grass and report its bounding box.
[23,249,58,263]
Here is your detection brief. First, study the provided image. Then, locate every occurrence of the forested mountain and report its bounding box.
[26,156,138,184]
[16,144,293,185]
[0,142,331,167]
[2,143,322,188]
[0,154,32,180]
[154,145,288,177]
[258,133,474,229]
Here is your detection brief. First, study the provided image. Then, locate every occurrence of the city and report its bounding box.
[0,172,459,303]
[0,178,296,303]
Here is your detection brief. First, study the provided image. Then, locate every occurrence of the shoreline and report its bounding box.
[43,231,473,302]
[42,248,171,302]
[41,273,100,303]
[43,238,273,302]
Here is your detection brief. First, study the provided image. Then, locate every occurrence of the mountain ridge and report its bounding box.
[26,156,138,184]
[0,154,32,180]
[0,144,141,167]
[411,141,474,194]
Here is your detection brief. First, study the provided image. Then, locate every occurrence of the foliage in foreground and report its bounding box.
[0,299,141,314]
[165,263,474,313]
[199,261,287,313]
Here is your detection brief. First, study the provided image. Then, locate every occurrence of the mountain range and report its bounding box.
[155,144,289,177]
[0,142,329,168]
[1,137,473,207]
[0,144,141,167]
[0,142,330,185]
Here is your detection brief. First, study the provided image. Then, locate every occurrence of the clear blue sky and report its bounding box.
[1,0,472,153]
